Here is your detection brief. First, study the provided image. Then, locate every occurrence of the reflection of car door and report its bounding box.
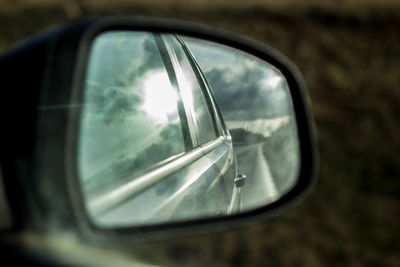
[84,32,235,227]
[182,37,239,211]
[162,34,238,215]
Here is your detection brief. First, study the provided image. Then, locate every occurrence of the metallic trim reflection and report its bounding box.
[88,136,225,215]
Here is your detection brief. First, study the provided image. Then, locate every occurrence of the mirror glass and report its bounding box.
[77,31,300,228]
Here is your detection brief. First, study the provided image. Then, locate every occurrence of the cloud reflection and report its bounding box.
[183,36,293,121]
[184,36,300,196]
[80,32,185,191]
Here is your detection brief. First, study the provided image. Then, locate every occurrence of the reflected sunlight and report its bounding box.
[138,70,179,125]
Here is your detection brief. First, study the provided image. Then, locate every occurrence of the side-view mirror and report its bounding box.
[0,17,317,243]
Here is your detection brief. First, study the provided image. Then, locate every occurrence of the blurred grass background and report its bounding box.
[1,0,399,266]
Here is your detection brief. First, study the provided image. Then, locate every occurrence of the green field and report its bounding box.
[1,1,399,266]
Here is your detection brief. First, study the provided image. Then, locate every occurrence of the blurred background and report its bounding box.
[1,0,399,266]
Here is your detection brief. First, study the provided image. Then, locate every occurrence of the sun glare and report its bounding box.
[139,70,179,125]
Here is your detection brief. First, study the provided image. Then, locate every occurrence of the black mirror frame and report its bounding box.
[1,17,317,244]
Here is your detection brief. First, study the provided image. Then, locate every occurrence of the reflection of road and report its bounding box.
[235,143,279,209]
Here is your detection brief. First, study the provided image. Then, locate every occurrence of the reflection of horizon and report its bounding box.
[226,116,290,138]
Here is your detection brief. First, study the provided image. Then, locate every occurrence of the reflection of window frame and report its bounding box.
[161,35,200,147]
[153,33,194,152]
[162,34,222,147]
[176,35,227,138]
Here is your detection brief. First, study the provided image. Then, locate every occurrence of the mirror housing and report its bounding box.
[0,17,317,243]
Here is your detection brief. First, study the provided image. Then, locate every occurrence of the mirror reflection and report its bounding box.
[78,31,299,227]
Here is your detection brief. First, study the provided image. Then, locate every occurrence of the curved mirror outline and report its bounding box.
[75,31,301,228]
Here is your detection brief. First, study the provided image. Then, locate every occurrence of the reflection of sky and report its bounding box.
[183,36,300,197]
[138,70,180,126]
[80,32,185,190]
[183,36,294,121]
[87,32,144,86]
